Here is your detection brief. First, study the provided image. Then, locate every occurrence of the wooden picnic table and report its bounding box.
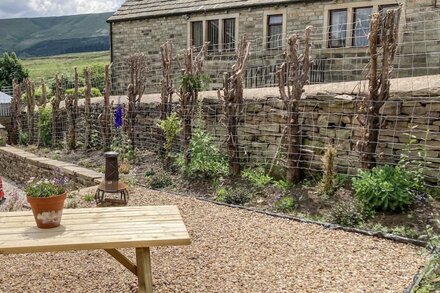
[0,205,191,293]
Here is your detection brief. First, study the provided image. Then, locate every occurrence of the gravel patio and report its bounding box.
[0,186,427,292]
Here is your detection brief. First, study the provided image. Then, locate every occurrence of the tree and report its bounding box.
[217,36,251,176]
[277,27,313,184]
[0,52,28,89]
[357,8,401,169]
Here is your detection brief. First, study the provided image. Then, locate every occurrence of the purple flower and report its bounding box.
[114,102,123,129]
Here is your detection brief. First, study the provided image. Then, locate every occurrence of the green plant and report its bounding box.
[65,87,102,98]
[158,112,182,155]
[25,179,66,198]
[273,179,293,192]
[215,186,252,205]
[89,128,101,149]
[328,198,371,227]
[274,195,297,213]
[178,74,211,92]
[18,131,28,146]
[415,226,440,293]
[111,131,136,162]
[146,171,173,189]
[242,167,273,188]
[335,174,351,189]
[178,128,228,178]
[390,226,418,239]
[38,106,52,146]
[352,165,416,212]
[83,194,94,203]
[318,145,337,196]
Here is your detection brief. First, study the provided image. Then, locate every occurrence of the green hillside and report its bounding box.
[0,12,112,57]
[22,51,110,82]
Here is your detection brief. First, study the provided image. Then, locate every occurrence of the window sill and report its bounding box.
[321,46,370,54]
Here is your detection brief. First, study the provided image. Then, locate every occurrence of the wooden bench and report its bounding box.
[0,205,191,293]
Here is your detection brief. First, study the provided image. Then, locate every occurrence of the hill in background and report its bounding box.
[0,12,112,57]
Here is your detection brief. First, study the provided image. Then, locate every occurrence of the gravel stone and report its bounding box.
[0,186,427,292]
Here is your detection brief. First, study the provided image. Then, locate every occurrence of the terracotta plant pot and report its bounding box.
[27,192,67,229]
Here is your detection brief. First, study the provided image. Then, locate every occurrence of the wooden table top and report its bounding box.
[0,206,191,254]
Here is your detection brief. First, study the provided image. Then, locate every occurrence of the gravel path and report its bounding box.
[0,177,26,212]
[0,186,427,292]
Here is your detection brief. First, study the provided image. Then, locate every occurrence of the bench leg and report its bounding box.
[136,247,153,293]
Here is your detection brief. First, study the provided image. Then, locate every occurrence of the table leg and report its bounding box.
[136,247,153,293]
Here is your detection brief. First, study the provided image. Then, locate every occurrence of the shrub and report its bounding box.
[178,128,228,178]
[18,131,28,146]
[38,106,52,146]
[65,87,102,98]
[146,171,173,189]
[215,186,252,205]
[157,112,182,155]
[274,195,297,213]
[242,167,273,188]
[352,165,416,212]
[328,198,370,227]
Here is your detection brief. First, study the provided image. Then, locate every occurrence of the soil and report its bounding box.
[0,185,428,292]
[19,145,440,238]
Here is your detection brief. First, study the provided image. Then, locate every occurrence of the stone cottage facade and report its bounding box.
[108,0,440,94]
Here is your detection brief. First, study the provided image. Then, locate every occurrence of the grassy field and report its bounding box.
[22,51,110,82]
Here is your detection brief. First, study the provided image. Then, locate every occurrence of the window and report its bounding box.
[223,18,236,51]
[328,9,347,48]
[352,7,373,47]
[267,15,283,49]
[325,3,401,49]
[191,21,203,48]
[207,20,219,51]
[189,16,237,52]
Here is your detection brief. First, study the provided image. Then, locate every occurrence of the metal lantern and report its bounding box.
[95,152,129,204]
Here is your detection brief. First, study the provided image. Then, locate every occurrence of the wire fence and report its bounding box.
[10,8,440,187]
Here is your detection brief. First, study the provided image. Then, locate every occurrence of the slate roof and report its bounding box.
[108,0,311,22]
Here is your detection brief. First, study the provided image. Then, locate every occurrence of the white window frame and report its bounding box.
[323,1,404,49]
[187,13,239,52]
[263,9,287,50]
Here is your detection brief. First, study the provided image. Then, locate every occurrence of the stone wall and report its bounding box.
[110,0,440,94]
[0,146,102,187]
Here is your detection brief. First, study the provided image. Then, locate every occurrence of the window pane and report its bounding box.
[379,4,400,24]
[353,7,372,47]
[191,21,203,48]
[329,9,347,48]
[267,14,283,49]
[269,15,283,25]
[223,18,236,51]
[207,20,219,51]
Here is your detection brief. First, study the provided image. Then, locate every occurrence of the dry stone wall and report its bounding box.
[0,146,102,187]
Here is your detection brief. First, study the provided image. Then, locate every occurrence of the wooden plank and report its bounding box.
[136,247,153,293]
[0,206,191,254]
[105,249,137,275]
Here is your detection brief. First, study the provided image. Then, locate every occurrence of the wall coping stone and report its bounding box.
[0,146,103,186]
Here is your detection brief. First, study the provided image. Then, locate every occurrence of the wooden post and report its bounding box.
[10,79,22,144]
[24,78,36,144]
[136,247,153,293]
[83,67,92,149]
[159,41,174,156]
[51,75,64,147]
[37,79,48,147]
[99,65,113,150]
[277,27,313,184]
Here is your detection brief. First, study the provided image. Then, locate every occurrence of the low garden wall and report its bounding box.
[18,75,440,184]
[0,146,102,187]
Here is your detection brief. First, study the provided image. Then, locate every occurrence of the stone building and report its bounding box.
[108,0,440,94]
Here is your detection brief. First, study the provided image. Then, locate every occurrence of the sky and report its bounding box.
[0,0,125,19]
